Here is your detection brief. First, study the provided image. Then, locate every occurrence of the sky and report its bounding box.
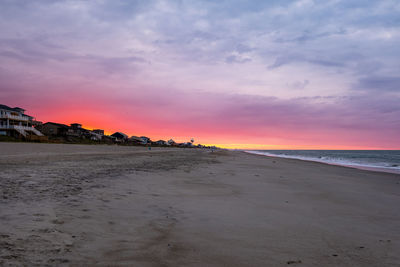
[1,0,399,149]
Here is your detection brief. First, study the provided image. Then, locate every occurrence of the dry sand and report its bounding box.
[0,143,399,266]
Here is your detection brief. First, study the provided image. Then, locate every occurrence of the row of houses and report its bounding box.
[36,122,106,142]
[106,131,201,147]
[37,122,199,147]
[35,121,177,146]
[0,104,206,148]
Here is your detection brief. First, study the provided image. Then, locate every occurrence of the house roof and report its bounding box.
[111,132,128,138]
[44,122,70,128]
[0,104,33,118]
[129,136,143,141]
[0,104,18,112]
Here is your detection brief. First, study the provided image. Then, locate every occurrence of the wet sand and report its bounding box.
[0,143,399,266]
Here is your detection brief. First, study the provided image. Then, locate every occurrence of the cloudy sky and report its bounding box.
[1,0,399,148]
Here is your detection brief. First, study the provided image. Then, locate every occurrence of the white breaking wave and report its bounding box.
[245,150,400,174]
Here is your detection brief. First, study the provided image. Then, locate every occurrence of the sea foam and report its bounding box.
[245,150,400,174]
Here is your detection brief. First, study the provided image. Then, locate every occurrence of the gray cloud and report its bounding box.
[355,76,400,92]
[1,0,399,76]
[225,55,251,64]
[89,0,154,22]
[288,80,309,90]
[268,55,345,69]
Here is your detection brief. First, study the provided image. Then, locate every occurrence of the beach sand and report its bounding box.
[0,143,399,266]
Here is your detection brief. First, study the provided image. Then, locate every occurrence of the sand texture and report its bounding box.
[0,143,399,266]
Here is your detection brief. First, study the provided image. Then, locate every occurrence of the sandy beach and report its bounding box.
[0,143,399,266]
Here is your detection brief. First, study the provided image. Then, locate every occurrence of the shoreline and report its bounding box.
[244,150,400,175]
[1,143,399,266]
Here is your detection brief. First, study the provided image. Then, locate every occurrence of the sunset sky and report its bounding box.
[1,0,399,149]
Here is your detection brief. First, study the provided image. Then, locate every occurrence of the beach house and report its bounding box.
[155,140,167,146]
[111,132,128,142]
[0,104,44,138]
[90,129,104,141]
[67,123,89,137]
[37,122,70,136]
[129,136,145,144]
[167,139,176,146]
[93,129,104,135]
[140,136,151,144]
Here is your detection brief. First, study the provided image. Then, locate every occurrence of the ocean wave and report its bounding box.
[245,150,400,174]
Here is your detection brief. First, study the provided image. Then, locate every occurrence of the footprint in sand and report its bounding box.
[36,228,55,234]
[287,260,302,264]
[1,255,19,260]
[48,258,69,264]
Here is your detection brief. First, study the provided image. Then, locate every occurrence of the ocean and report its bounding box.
[245,150,400,174]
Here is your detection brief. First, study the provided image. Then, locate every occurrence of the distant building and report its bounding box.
[140,136,151,144]
[167,139,176,146]
[32,120,43,127]
[182,142,194,147]
[67,123,89,137]
[155,140,167,146]
[37,122,69,136]
[111,132,128,141]
[89,132,102,141]
[0,104,44,138]
[129,136,145,144]
[92,129,104,135]
[70,123,82,129]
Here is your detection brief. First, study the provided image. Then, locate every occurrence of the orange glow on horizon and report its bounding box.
[35,116,399,150]
[207,143,396,150]
[27,105,400,150]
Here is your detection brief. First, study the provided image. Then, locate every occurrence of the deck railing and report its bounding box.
[0,114,30,121]
[0,125,31,130]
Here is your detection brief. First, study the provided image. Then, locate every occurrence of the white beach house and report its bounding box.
[0,104,44,138]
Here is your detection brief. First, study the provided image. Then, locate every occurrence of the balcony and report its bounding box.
[0,113,30,121]
[0,125,31,130]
